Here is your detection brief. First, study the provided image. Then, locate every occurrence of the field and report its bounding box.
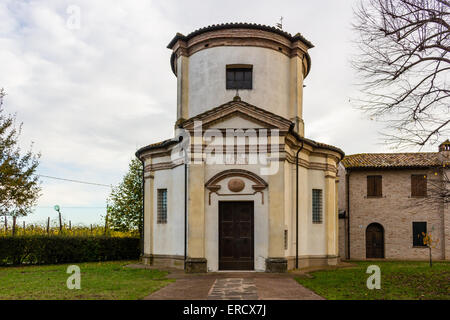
[295,261,450,300]
[0,260,172,300]
[0,223,137,238]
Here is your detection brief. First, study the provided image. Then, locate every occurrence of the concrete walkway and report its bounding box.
[142,271,324,300]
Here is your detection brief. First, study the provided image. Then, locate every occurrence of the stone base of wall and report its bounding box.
[265,257,288,272]
[141,254,185,269]
[286,255,340,270]
[185,258,208,273]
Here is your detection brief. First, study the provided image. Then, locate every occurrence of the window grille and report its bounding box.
[226,65,252,89]
[157,189,167,224]
[312,189,323,223]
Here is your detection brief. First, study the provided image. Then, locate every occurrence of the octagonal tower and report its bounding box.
[167,23,314,136]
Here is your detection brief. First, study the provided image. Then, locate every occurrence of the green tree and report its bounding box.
[0,88,41,232]
[107,158,143,233]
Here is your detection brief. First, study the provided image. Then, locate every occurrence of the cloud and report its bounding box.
[0,0,438,224]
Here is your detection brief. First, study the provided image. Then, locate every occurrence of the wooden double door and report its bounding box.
[366,223,384,258]
[219,201,254,270]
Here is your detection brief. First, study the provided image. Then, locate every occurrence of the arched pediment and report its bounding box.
[205,169,268,205]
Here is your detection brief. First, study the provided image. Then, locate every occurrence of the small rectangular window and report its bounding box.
[412,222,427,247]
[367,175,382,197]
[157,189,167,224]
[411,174,427,197]
[312,189,323,223]
[226,65,252,90]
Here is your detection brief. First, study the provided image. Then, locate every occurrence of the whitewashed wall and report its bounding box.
[152,165,185,256]
[188,46,291,119]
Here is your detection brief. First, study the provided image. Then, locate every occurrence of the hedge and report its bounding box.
[0,236,140,266]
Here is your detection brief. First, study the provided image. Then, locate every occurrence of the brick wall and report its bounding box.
[340,168,446,260]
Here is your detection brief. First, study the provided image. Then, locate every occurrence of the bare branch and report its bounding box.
[352,0,450,148]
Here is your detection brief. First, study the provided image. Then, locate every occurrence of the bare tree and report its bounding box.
[353,0,449,148]
[426,166,450,205]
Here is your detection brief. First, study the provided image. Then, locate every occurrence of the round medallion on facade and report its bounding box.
[228,178,245,192]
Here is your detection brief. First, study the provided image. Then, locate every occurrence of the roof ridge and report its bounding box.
[345,152,438,156]
[167,22,314,49]
[342,151,442,169]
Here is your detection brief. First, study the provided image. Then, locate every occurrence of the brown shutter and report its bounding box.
[375,176,382,197]
[411,175,427,197]
[367,176,382,197]
[411,175,417,196]
[367,176,374,196]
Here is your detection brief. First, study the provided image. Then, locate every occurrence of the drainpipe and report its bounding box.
[139,157,145,258]
[295,140,304,269]
[178,134,188,270]
[346,170,351,260]
[184,158,188,270]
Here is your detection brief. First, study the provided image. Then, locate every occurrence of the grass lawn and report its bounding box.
[0,260,173,300]
[295,261,450,300]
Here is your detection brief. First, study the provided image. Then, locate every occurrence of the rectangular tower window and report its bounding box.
[411,174,427,197]
[312,189,323,223]
[412,222,427,247]
[157,189,167,224]
[367,175,382,197]
[226,65,252,90]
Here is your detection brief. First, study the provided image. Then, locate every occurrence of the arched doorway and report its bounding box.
[366,223,384,258]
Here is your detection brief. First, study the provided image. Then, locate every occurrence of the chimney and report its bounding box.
[438,140,450,167]
[439,139,450,152]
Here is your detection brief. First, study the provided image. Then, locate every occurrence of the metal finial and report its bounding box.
[276,16,283,30]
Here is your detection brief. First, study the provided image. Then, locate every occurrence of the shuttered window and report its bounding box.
[157,189,167,224]
[413,222,427,247]
[367,175,382,197]
[411,175,427,197]
[312,189,323,223]
[226,65,252,89]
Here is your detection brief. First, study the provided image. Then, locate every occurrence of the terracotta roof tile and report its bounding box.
[167,22,314,49]
[341,152,441,169]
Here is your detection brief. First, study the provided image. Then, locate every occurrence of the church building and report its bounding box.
[136,23,344,272]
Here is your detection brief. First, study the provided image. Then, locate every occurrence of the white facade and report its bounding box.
[138,24,343,272]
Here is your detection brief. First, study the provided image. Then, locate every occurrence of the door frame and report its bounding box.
[218,200,255,270]
[365,222,385,259]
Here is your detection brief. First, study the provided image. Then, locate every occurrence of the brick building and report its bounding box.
[338,140,450,261]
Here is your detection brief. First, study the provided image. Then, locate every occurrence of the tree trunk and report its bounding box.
[104,214,108,235]
[46,217,50,234]
[429,246,432,267]
[4,215,7,232]
[58,210,62,232]
[12,216,16,236]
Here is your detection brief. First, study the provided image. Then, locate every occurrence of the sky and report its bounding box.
[0,0,439,226]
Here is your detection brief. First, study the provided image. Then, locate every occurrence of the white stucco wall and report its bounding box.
[305,169,327,256]
[152,165,185,256]
[188,46,291,119]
